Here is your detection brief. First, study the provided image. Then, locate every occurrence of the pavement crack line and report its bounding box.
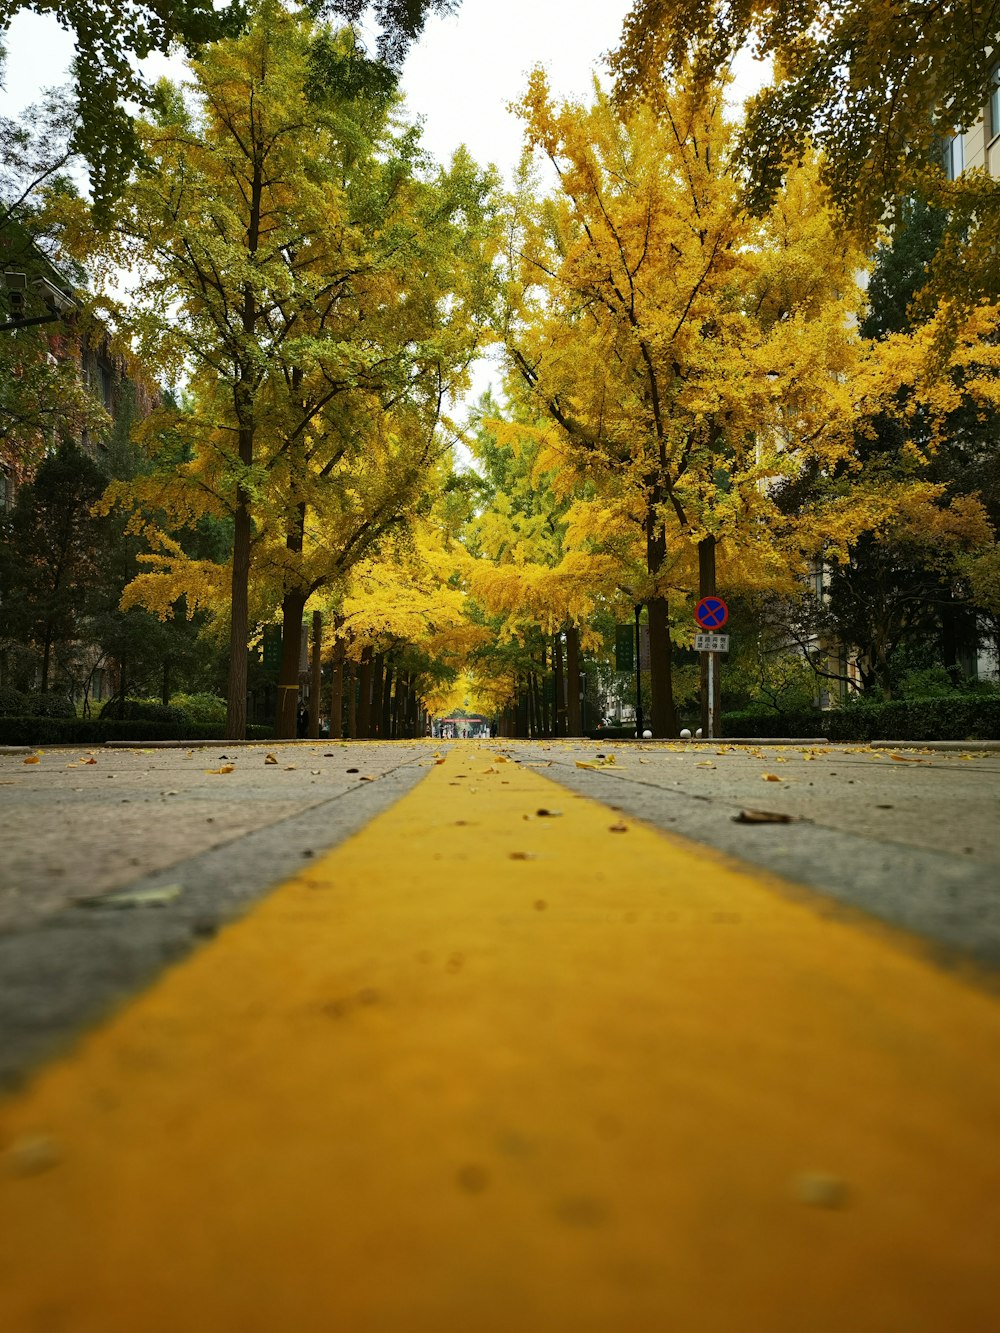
[1,743,999,1333]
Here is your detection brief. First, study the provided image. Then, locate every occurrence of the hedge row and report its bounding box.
[724,695,1000,741]
[588,695,1000,742]
[0,718,274,745]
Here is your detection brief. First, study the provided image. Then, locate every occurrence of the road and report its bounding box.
[1,738,998,1332]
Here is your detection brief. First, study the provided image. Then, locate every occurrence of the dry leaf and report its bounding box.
[890,754,929,763]
[77,883,184,909]
[23,756,39,765]
[205,765,235,774]
[82,757,97,765]
[696,761,716,769]
[761,774,782,782]
[310,770,322,776]
[733,809,794,824]
[536,808,562,818]
[609,822,629,833]
[264,754,278,765]
[284,765,297,771]
[359,775,375,782]
[509,851,537,861]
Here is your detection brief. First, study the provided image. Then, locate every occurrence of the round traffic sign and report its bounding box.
[695,596,729,629]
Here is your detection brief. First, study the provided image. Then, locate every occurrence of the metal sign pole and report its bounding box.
[707,651,715,740]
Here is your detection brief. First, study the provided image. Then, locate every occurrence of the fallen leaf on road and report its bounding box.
[761,774,782,781]
[509,851,537,860]
[284,765,297,771]
[696,761,716,769]
[609,822,629,833]
[791,1171,849,1209]
[359,775,375,782]
[205,765,235,774]
[733,809,794,824]
[536,808,562,817]
[23,756,39,765]
[82,757,97,765]
[890,754,929,763]
[264,754,278,765]
[7,1134,61,1176]
[77,883,184,909]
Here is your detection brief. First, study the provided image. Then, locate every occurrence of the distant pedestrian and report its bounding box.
[296,703,308,737]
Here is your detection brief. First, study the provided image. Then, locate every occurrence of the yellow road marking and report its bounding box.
[2,743,999,1332]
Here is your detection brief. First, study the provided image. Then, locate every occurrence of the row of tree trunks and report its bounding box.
[323,650,424,740]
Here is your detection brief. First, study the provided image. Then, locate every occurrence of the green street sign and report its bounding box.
[615,624,634,672]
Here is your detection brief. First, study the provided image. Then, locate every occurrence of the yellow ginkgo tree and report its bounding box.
[504,70,869,734]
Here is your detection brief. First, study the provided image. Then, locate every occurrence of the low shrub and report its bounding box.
[169,692,227,724]
[0,686,27,716]
[0,688,75,718]
[0,717,274,745]
[24,692,76,718]
[99,697,188,724]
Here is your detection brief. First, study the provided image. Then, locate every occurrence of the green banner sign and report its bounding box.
[615,624,634,672]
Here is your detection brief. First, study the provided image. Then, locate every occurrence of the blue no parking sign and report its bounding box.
[694,596,729,630]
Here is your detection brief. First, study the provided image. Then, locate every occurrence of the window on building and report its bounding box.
[991,67,1000,141]
[943,132,964,179]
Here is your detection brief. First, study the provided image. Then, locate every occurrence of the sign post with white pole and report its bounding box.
[694,597,730,739]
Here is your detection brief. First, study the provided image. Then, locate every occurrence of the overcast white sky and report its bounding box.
[2,0,766,181]
[0,1,766,404]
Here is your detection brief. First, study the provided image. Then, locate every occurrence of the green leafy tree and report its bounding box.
[0,440,113,690]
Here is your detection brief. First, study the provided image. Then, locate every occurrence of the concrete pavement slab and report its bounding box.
[0,742,432,1086]
[513,739,1000,968]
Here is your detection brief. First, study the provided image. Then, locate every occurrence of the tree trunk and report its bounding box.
[225,495,252,740]
[647,595,676,737]
[329,641,344,740]
[553,633,565,737]
[392,673,406,739]
[275,589,306,740]
[539,648,550,737]
[646,519,677,738]
[382,665,394,739]
[565,625,582,736]
[408,688,419,738]
[309,610,322,739]
[40,634,52,693]
[371,654,385,737]
[357,646,374,738]
[346,662,357,739]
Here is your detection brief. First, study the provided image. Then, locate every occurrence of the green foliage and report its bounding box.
[0,440,114,689]
[612,0,1000,234]
[0,686,27,715]
[169,692,227,724]
[98,696,186,724]
[723,696,1000,741]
